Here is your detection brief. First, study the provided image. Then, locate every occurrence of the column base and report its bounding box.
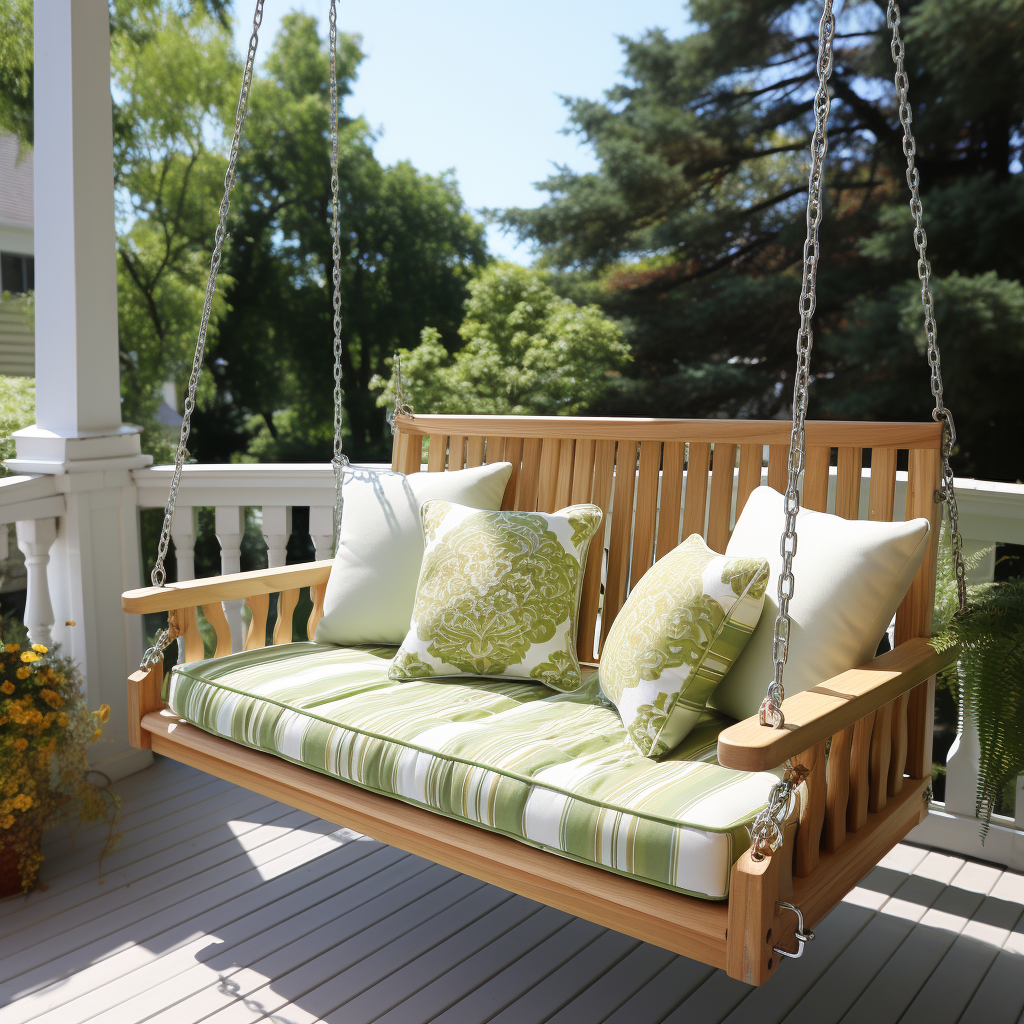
[90,745,155,783]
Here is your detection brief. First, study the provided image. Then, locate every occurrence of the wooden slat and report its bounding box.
[803,445,831,512]
[500,437,524,511]
[485,435,506,464]
[792,776,930,929]
[735,443,763,520]
[446,434,466,470]
[465,435,485,468]
[394,414,943,449]
[657,441,685,559]
[869,701,895,813]
[391,430,407,473]
[847,714,874,832]
[835,446,863,519]
[824,726,853,853]
[398,432,423,474]
[726,850,789,986]
[767,444,788,493]
[554,437,575,509]
[867,446,898,522]
[143,712,730,968]
[201,602,233,658]
[795,740,827,878]
[427,434,448,473]
[602,440,638,643]
[536,437,562,513]
[717,637,954,772]
[707,443,737,552]
[578,440,615,662]
[273,589,300,646]
[169,607,205,663]
[516,438,544,512]
[899,446,943,779]
[680,442,710,541]
[307,581,327,640]
[888,692,909,796]
[127,664,164,750]
[123,561,334,614]
[629,440,662,588]
[570,438,596,506]
[244,594,269,649]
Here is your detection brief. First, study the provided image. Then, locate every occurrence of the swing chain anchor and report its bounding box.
[748,759,809,861]
[774,902,815,960]
[386,351,415,435]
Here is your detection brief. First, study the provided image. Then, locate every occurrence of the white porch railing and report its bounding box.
[2,460,1022,867]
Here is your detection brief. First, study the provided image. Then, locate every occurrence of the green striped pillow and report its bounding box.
[600,533,769,757]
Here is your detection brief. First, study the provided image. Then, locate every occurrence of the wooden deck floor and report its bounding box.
[1,755,1023,1024]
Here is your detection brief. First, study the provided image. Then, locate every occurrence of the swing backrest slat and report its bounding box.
[392,415,943,665]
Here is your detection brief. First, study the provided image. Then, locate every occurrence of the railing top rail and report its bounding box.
[394,414,943,448]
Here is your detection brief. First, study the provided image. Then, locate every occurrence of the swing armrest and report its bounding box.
[716,637,956,773]
[121,560,335,615]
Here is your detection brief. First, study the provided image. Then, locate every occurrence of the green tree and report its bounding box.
[503,0,1024,481]
[194,13,488,463]
[373,262,631,416]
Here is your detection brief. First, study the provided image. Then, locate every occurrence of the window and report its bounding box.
[0,252,34,294]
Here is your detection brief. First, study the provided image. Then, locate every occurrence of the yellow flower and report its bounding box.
[11,794,32,811]
[97,703,111,723]
[56,712,68,728]
[31,644,48,654]
[39,688,63,710]
[0,681,13,695]
[12,738,28,752]
[5,644,19,653]
[20,652,39,663]
[0,815,14,829]
[91,729,102,742]
[15,667,30,680]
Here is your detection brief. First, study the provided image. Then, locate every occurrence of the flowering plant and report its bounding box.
[0,613,120,894]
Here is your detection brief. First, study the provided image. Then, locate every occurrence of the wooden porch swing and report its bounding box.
[121,0,962,987]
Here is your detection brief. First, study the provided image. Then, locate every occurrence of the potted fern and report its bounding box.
[0,613,120,897]
[932,536,1024,833]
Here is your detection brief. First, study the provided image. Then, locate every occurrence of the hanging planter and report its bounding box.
[0,614,121,897]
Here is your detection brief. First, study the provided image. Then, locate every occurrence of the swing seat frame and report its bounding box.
[122,413,955,985]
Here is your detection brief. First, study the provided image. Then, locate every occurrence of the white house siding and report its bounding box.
[0,134,34,376]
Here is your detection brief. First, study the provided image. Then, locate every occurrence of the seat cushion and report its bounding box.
[167,643,787,900]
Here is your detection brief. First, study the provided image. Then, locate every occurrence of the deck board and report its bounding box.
[2,757,1022,1024]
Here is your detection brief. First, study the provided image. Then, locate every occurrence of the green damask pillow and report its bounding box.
[389,500,603,691]
[600,533,769,758]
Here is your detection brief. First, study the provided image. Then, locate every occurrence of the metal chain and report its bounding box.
[328,0,349,547]
[759,0,836,733]
[749,761,810,861]
[886,1,967,614]
[386,352,415,434]
[149,0,265,592]
[749,0,835,863]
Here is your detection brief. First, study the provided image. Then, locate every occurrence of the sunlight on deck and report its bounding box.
[1,756,1023,1024]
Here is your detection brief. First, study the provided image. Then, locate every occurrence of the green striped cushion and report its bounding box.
[167,642,787,900]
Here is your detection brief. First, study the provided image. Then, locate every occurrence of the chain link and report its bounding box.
[328,0,349,546]
[759,0,836,733]
[886,1,967,614]
[749,760,810,861]
[386,352,415,434]
[149,0,265,592]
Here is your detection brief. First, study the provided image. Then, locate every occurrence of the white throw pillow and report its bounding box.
[710,485,931,721]
[315,462,513,646]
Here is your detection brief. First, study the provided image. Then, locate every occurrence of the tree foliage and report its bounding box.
[373,263,631,416]
[503,0,1024,481]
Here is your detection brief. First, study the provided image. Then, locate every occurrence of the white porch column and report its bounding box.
[4,0,153,781]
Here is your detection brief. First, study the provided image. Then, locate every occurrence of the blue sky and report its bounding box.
[234,1,691,261]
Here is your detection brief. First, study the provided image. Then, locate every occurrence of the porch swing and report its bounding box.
[122,0,963,986]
